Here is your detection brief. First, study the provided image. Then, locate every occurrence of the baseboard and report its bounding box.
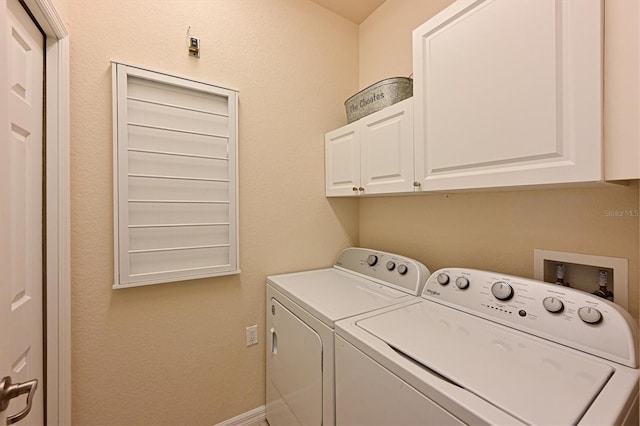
[215,405,266,426]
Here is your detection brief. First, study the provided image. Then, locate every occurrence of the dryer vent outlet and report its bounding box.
[246,325,258,346]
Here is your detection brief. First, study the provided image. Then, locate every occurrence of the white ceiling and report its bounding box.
[309,0,385,24]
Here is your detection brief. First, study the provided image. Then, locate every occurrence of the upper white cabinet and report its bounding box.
[412,0,603,191]
[603,0,640,181]
[325,98,414,196]
[325,121,360,196]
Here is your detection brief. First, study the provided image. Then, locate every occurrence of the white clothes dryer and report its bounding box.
[335,268,639,425]
[265,247,430,426]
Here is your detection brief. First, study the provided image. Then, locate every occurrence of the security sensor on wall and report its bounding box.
[187,26,200,57]
[188,36,200,57]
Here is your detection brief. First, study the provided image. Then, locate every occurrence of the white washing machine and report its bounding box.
[265,247,430,426]
[335,267,640,425]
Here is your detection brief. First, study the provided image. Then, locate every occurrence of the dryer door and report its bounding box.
[267,298,322,425]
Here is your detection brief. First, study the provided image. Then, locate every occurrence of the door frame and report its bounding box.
[20,0,70,424]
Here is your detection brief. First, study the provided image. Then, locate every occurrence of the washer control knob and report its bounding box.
[542,297,564,314]
[437,273,450,285]
[578,306,603,324]
[491,281,514,301]
[386,261,396,271]
[455,277,470,290]
[397,264,408,275]
[366,254,378,267]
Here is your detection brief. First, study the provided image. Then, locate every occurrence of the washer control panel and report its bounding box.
[334,248,430,296]
[423,268,638,368]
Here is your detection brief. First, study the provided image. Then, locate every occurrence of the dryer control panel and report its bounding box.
[423,268,639,368]
[334,248,430,296]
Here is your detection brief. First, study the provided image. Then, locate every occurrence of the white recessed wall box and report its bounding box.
[534,249,628,310]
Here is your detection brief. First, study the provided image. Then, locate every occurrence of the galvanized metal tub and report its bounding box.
[344,77,413,123]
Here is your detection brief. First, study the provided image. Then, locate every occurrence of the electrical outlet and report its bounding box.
[246,325,258,346]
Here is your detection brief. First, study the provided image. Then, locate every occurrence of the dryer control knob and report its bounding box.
[386,261,396,271]
[455,277,470,290]
[578,306,603,324]
[367,254,378,267]
[437,273,450,285]
[491,281,514,301]
[542,297,564,314]
[397,264,408,275]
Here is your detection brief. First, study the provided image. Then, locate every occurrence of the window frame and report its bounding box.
[112,62,239,289]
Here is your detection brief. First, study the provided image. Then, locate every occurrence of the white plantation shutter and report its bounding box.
[112,62,239,288]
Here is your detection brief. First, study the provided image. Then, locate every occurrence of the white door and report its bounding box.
[413,0,602,191]
[360,98,414,195]
[0,0,44,424]
[325,122,360,196]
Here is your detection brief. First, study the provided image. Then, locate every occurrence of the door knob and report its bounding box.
[0,376,37,424]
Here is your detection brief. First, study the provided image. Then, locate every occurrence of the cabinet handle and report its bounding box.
[352,187,358,192]
[413,181,421,187]
[358,187,364,192]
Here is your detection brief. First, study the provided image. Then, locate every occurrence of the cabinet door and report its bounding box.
[325,122,360,196]
[603,0,640,181]
[360,99,415,195]
[413,0,602,191]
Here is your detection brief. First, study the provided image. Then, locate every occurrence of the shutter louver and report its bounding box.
[113,63,239,288]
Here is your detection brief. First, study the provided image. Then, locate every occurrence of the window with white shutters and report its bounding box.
[112,62,239,288]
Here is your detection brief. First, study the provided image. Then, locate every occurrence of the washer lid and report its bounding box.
[356,301,614,425]
[267,268,411,327]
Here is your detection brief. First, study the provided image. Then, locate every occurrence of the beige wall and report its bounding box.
[68,1,358,424]
[67,0,640,424]
[50,0,68,28]
[358,0,453,89]
[360,184,638,316]
[358,1,640,320]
